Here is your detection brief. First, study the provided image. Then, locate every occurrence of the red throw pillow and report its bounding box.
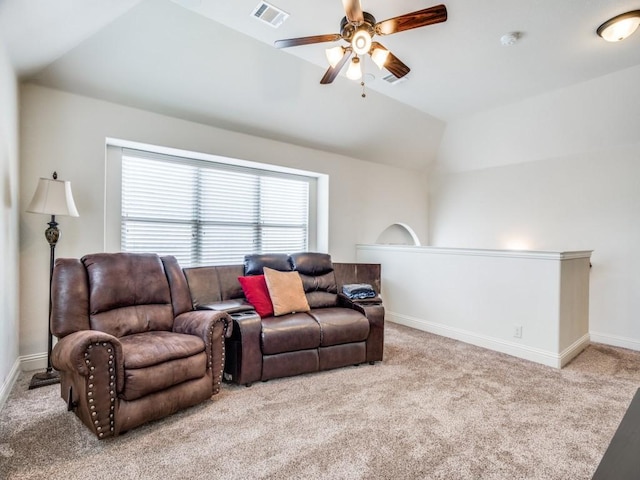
[238,275,274,318]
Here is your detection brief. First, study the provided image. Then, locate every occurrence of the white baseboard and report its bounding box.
[19,352,48,372]
[0,358,21,411]
[387,312,587,369]
[559,333,591,367]
[589,331,640,352]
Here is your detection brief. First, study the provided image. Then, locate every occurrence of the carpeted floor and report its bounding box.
[1,322,640,480]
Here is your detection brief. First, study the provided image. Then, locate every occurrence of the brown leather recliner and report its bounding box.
[50,252,231,439]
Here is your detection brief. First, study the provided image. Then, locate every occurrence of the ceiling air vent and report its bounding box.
[382,73,407,85]
[252,2,289,28]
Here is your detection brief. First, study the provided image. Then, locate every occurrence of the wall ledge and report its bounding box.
[358,244,593,261]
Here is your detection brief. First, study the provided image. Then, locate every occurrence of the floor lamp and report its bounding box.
[26,171,79,389]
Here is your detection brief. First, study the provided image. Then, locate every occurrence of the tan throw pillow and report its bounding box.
[263,267,310,316]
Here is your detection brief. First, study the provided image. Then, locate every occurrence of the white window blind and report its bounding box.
[121,149,312,267]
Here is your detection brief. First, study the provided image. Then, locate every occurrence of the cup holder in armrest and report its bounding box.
[353,296,382,305]
[230,310,260,320]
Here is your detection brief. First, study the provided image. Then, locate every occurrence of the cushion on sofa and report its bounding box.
[263,267,310,316]
[299,270,339,308]
[122,352,207,401]
[238,275,274,318]
[261,313,321,355]
[307,308,370,346]
[244,253,292,276]
[289,252,333,276]
[119,331,206,369]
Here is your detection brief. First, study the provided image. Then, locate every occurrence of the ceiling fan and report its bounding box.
[274,1,447,84]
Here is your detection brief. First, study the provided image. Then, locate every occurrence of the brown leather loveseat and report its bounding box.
[184,252,384,386]
[50,252,231,438]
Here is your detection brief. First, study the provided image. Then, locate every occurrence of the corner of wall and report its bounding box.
[0,36,21,405]
[0,358,21,411]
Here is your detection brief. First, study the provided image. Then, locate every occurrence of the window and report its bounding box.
[119,148,316,267]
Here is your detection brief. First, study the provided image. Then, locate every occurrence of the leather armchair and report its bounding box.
[50,252,231,438]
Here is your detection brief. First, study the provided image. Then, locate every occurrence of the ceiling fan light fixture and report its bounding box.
[273,3,448,89]
[346,56,362,80]
[352,29,372,55]
[371,46,390,69]
[597,10,640,42]
[325,46,346,68]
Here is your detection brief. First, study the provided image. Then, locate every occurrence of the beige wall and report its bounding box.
[430,64,640,350]
[18,83,430,366]
[0,38,20,403]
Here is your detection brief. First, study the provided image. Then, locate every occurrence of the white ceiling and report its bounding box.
[0,0,144,77]
[1,0,639,170]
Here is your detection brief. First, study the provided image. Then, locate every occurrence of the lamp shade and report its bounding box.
[325,45,346,68]
[346,57,362,80]
[27,177,79,217]
[371,46,390,69]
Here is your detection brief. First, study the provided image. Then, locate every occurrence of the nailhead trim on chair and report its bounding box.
[84,342,116,438]
[208,318,229,395]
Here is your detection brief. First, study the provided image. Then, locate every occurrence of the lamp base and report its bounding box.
[28,370,60,389]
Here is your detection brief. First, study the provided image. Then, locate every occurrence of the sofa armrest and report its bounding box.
[338,293,385,363]
[337,293,382,312]
[174,309,233,339]
[51,330,124,438]
[226,312,263,385]
[194,300,263,385]
[52,330,124,389]
[174,310,232,394]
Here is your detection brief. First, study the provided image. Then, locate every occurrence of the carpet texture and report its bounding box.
[2,322,640,479]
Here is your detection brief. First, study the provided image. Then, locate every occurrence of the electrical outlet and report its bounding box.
[514,325,523,338]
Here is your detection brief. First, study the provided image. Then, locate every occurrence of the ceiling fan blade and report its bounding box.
[375,4,447,36]
[275,34,341,49]
[384,51,411,79]
[370,42,410,78]
[320,49,352,84]
[341,0,364,23]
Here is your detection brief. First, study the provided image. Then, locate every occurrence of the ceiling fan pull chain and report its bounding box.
[361,56,367,97]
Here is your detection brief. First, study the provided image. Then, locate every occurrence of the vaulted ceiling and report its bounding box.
[1,0,639,170]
